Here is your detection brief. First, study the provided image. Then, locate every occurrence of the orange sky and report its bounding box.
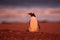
[0,7,60,22]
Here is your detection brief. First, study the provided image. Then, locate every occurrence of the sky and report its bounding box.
[0,0,60,7]
[0,0,60,22]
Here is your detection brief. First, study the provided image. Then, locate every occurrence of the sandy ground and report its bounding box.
[0,22,60,34]
[0,29,60,40]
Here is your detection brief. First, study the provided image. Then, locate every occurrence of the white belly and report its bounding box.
[29,17,38,32]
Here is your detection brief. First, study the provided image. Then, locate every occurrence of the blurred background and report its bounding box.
[0,0,60,23]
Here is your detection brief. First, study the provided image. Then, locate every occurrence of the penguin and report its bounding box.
[27,13,40,32]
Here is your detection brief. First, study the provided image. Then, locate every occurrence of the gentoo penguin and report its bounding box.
[28,13,40,32]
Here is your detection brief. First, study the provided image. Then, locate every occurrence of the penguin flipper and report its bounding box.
[38,22,40,29]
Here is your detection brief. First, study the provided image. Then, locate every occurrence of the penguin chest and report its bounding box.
[29,17,38,32]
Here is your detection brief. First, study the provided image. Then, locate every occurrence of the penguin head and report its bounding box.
[28,13,36,17]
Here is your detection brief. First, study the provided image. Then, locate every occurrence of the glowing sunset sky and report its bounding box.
[0,0,60,22]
